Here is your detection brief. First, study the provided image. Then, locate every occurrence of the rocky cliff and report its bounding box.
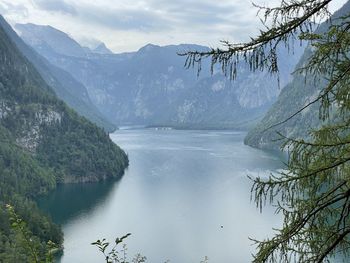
[15,24,306,129]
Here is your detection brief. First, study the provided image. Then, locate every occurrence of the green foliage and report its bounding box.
[185,0,350,262]
[92,234,147,263]
[0,16,116,132]
[37,108,128,183]
[250,16,350,262]
[92,234,209,263]
[0,11,128,262]
[182,0,331,79]
[0,128,63,262]
[0,10,128,184]
[251,3,350,263]
[0,197,61,262]
[244,46,326,150]
[5,204,57,263]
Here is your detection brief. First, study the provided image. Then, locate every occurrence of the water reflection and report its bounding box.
[37,179,122,225]
[38,129,284,263]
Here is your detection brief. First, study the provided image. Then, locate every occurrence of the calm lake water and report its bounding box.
[38,129,284,263]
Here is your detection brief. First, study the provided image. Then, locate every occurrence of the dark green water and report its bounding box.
[38,129,284,263]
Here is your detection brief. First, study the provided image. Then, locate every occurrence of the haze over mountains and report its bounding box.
[1,1,349,261]
[15,23,305,129]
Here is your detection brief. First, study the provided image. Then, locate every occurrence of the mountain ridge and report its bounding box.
[8,20,116,131]
[15,23,306,129]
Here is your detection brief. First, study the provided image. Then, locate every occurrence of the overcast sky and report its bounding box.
[0,0,347,53]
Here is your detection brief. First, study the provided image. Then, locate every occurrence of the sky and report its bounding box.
[0,0,348,53]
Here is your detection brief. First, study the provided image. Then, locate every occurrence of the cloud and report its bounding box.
[72,0,258,35]
[32,0,76,15]
[76,36,102,49]
[145,0,240,24]
[77,5,171,31]
[0,1,28,18]
[1,0,348,52]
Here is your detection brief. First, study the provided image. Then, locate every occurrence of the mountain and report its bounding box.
[244,49,322,150]
[93,42,113,54]
[244,1,350,150]
[15,23,87,57]
[1,18,128,182]
[6,21,116,131]
[15,24,306,129]
[0,16,128,260]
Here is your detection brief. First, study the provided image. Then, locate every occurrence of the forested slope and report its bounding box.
[0,17,115,132]
[0,16,128,261]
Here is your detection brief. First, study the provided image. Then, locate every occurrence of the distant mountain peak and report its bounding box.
[138,43,160,53]
[15,23,86,58]
[93,42,113,54]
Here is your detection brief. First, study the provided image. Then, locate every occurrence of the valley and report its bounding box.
[0,0,349,262]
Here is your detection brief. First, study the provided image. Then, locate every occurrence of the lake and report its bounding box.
[38,129,284,263]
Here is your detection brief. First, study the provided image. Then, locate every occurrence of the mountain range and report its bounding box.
[15,23,306,129]
[3,21,115,131]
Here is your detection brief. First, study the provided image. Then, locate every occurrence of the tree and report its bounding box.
[183,0,350,262]
[5,204,58,263]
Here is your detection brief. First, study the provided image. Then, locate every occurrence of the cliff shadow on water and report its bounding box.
[36,177,124,225]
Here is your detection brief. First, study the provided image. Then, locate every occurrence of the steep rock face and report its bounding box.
[16,24,306,129]
[244,1,350,150]
[16,109,62,152]
[2,20,116,131]
[0,15,128,184]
